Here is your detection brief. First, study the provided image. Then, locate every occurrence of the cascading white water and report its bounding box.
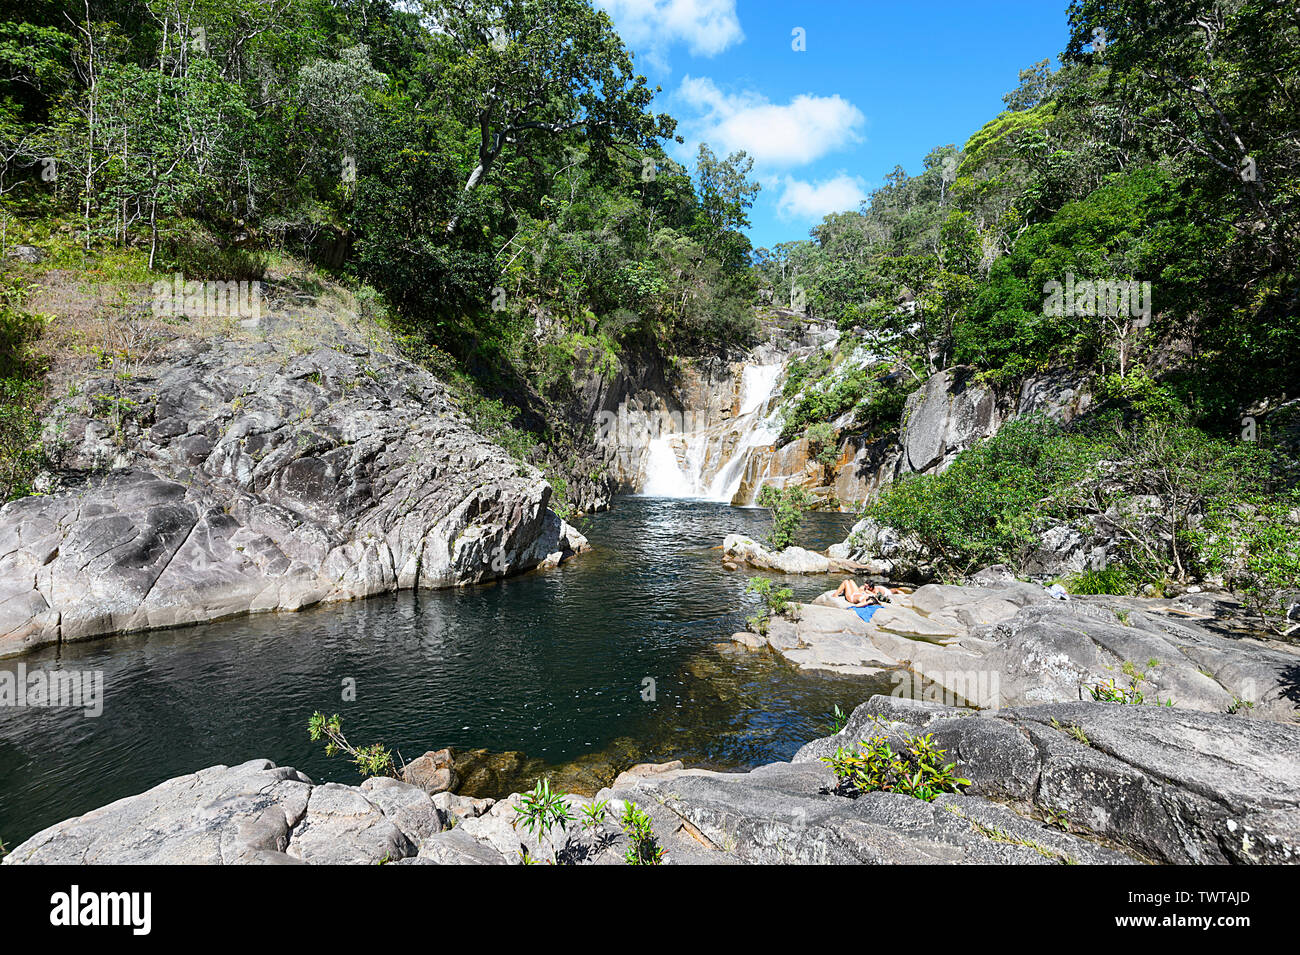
[640,436,695,497]
[638,363,784,501]
[738,363,781,416]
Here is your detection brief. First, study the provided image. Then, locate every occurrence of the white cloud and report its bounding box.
[597,0,743,67]
[676,76,866,167]
[776,173,870,221]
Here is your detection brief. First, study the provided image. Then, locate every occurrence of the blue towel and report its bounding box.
[853,604,881,622]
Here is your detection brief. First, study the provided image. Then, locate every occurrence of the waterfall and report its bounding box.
[641,436,695,497]
[637,363,784,502]
[739,363,781,416]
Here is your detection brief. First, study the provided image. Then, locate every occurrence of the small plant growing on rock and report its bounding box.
[307,711,397,778]
[804,421,840,477]
[826,703,849,734]
[580,798,609,831]
[1065,566,1134,596]
[745,576,795,635]
[822,731,969,802]
[513,778,572,864]
[1088,677,1174,706]
[620,801,665,865]
[1051,718,1091,746]
[757,483,813,551]
[1043,806,1071,832]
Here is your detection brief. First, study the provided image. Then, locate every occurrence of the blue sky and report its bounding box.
[596,0,1072,249]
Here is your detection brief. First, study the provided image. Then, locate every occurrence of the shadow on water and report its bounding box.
[0,497,899,842]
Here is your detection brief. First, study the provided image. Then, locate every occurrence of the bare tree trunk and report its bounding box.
[445,160,491,234]
[81,0,97,251]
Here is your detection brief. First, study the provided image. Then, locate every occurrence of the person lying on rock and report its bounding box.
[834,579,895,607]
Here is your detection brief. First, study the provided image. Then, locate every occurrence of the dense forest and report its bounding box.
[0,0,1297,623]
[756,1,1298,429]
[0,0,761,491]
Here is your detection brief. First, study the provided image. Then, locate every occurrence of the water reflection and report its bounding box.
[0,498,886,842]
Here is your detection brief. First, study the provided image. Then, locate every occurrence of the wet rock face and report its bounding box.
[0,333,586,657]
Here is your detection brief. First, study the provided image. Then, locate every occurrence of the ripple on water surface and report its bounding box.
[0,497,897,843]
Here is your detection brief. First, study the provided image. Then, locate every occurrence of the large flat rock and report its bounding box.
[744,583,1300,721]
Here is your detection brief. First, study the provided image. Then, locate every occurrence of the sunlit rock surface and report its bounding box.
[0,313,585,657]
[10,697,1295,865]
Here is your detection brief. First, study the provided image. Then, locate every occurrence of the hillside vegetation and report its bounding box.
[0,1,1296,626]
[746,1,1298,629]
[0,0,763,507]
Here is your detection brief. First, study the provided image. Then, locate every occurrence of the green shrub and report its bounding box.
[579,799,609,831]
[781,346,839,399]
[513,778,573,864]
[307,712,396,779]
[0,377,43,502]
[1095,369,1183,422]
[1086,419,1276,584]
[1195,493,1300,635]
[1088,677,1174,707]
[620,801,665,865]
[825,703,849,734]
[745,576,794,635]
[779,362,906,444]
[1063,566,1134,595]
[822,729,970,802]
[0,284,48,502]
[757,483,813,550]
[158,236,268,281]
[870,413,1284,590]
[870,416,1098,577]
[804,421,839,469]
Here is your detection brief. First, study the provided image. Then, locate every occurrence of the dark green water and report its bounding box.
[0,497,895,844]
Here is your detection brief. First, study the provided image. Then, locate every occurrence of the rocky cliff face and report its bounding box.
[593,319,837,504]
[593,305,1088,511]
[0,303,586,657]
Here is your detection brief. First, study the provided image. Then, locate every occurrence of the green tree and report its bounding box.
[692,142,759,272]
[757,483,813,551]
[427,0,676,231]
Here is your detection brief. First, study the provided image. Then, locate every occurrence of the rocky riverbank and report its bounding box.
[721,533,872,575]
[0,287,586,657]
[731,580,1300,722]
[6,695,1296,864]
